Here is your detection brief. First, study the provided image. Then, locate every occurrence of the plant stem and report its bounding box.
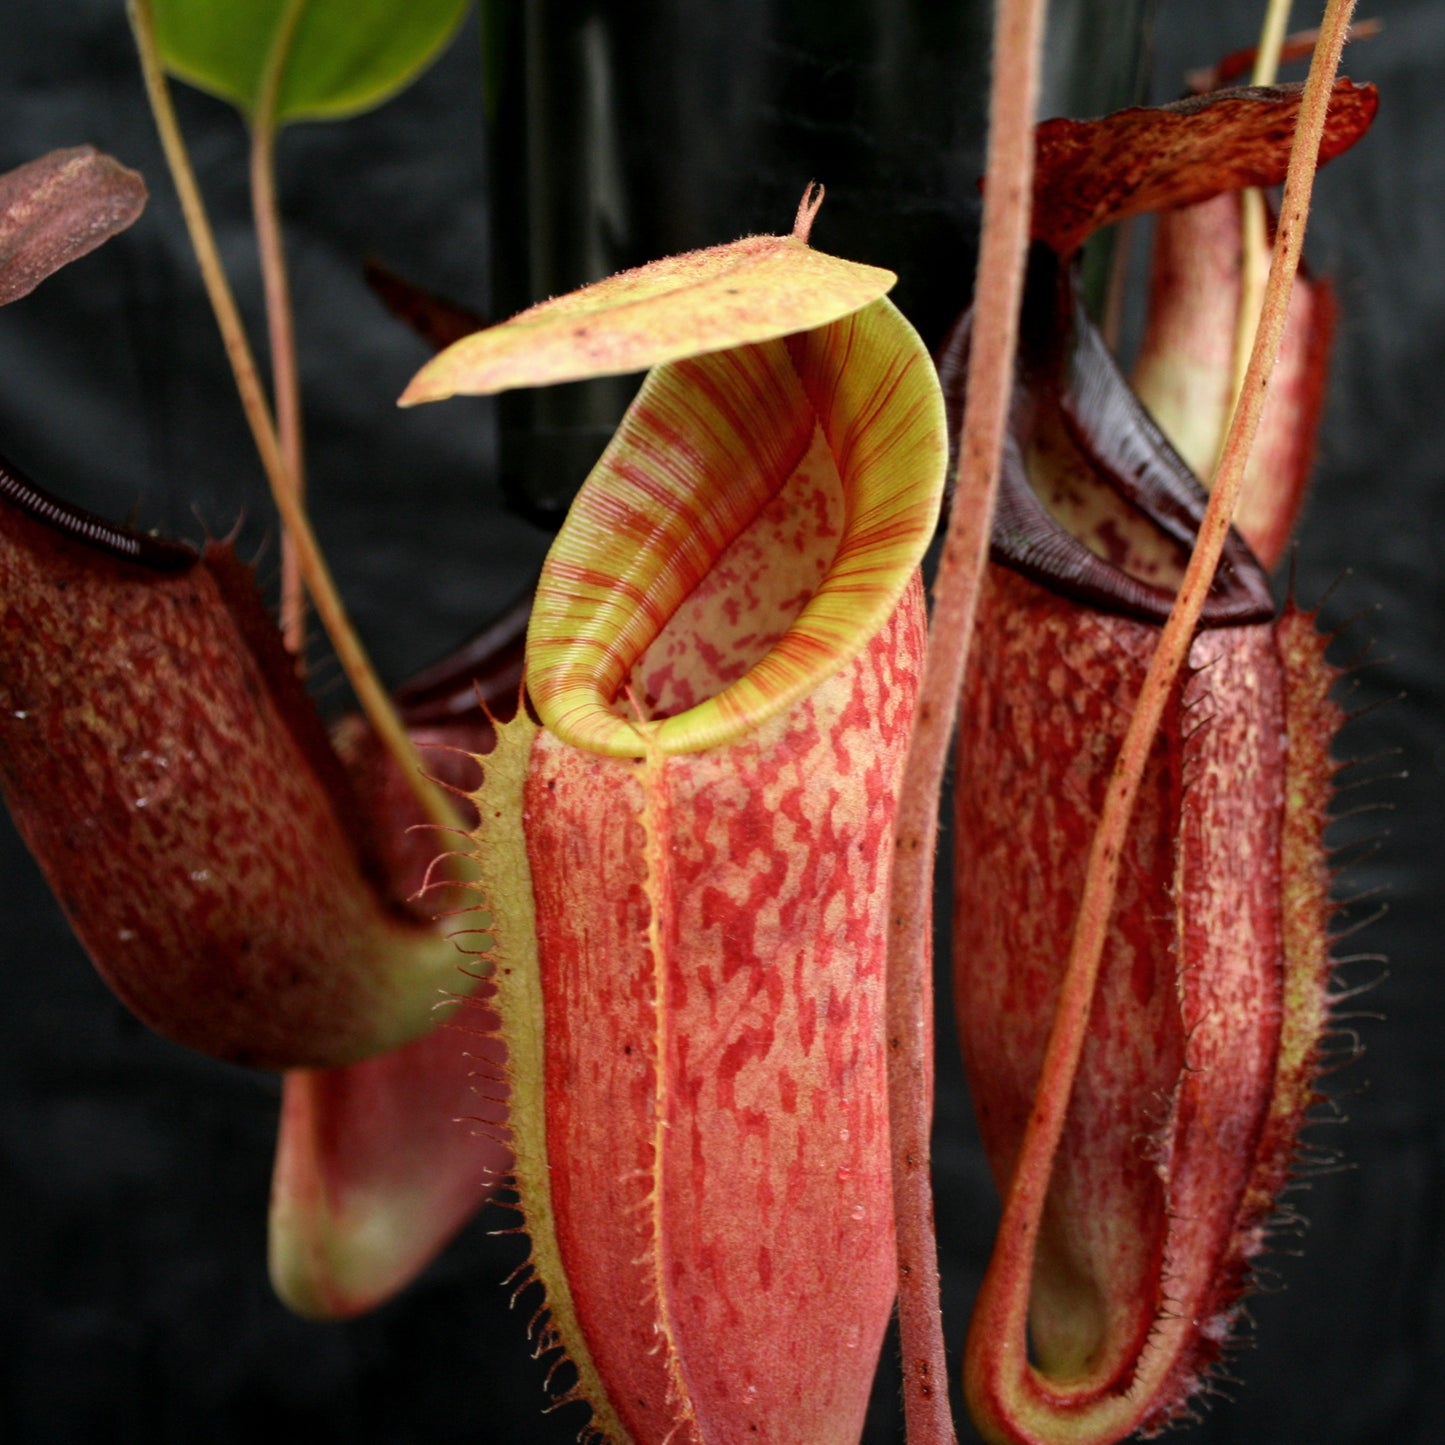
[127,0,459,833]
[1227,0,1296,425]
[1255,0,1295,80]
[885,0,1047,1439]
[250,0,309,660]
[968,0,1358,1413]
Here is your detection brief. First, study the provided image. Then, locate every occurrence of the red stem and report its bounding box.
[885,0,1048,1439]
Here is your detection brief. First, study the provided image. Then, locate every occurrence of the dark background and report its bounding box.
[0,2,1440,1441]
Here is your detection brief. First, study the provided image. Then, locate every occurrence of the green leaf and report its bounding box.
[152,0,471,124]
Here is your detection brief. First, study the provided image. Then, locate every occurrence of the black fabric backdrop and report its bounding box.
[0,3,1441,1442]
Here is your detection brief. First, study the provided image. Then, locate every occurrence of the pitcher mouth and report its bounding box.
[525,296,946,759]
[0,448,196,573]
[937,246,1275,630]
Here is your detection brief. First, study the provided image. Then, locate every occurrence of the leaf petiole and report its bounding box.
[127,0,459,833]
[1227,0,1295,433]
[249,0,309,659]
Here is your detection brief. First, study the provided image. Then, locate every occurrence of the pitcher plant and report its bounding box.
[0,1,1385,1442]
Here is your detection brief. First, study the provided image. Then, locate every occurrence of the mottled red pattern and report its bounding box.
[524,580,924,1443]
[1030,80,1376,257]
[634,427,842,720]
[954,564,1332,1428]
[0,495,454,1068]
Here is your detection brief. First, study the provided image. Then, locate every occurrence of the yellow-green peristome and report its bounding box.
[399,230,947,758]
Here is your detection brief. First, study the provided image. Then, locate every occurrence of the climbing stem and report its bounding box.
[885,0,1048,1439]
[1254,0,1296,81]
[1227,0,1296,425]
[967,0,1359,1403]
[127,0,459,832]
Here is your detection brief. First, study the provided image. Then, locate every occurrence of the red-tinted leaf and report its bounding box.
[1188,19,1382,94]
[0,147,146,307]
[399,232,896,403]
[958,570,1340,1443]
[437,211,947,1435]
[363,257,487,354]
[1031,80,1377,256]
